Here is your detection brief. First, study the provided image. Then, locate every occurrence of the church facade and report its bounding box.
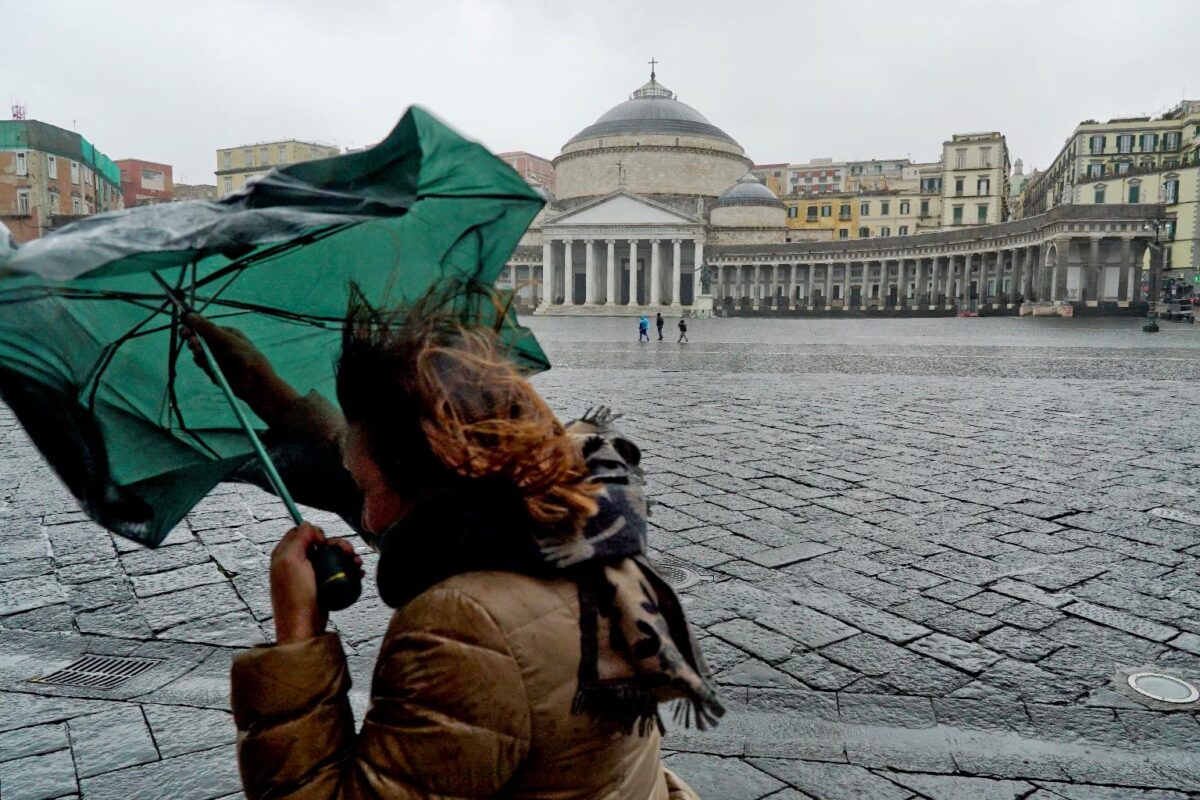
[505,72,1167,315]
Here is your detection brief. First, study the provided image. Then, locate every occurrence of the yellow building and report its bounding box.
[940,132,1010,227]
[214,139,342,196]
[1076,165,1197,273]
[782,194,858,240]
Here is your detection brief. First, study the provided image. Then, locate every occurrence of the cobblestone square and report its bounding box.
[2,316,1200,799]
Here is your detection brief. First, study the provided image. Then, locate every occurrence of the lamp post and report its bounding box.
[1143,212,1169,333]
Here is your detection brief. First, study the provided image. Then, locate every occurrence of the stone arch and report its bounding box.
[1043,241,1060,300]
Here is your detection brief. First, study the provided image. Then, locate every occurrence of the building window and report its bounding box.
[977,178,990,195]
[72,196,83,214]
[859,227,870,238]
[838,228,849,239]
[1128,184,1140,203]
[16,188,30,215]
[1164,177,1179,204]
[860,202,869,216]
[223,176,233,193]
[955,149,966,169]
[820,204,831,217]
[839,204,851,220]
[1141,160,1155,170]
[244,148,254,167]
[48,191,59,213]
[880,201,890,215]
[1088,163,1104,178]
[920,199,930,216]
[1089,135,1105,154]
[806,206,818,222]
[787,206,798,218]
[1093,187,1105,204]
[899,225,909,235]
[1118,134,1133,153]
[1165,132,1181,150]
[278,145,287,162]
[977,204,988,223]
[880,226,891,237]
[1140,133,1158,152]
[953,205,964,224]
[223,152,232,170]
[980,147,992,167]
[900,200,910,214]
[47,155,57,179]
[70,161,79,184]
[259,147,269,164]
[954,177,964,196]
[1116,161,1130,175]
[14,151,27,176]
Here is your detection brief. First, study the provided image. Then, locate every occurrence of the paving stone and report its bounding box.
[926,608,1004,641]
[68,705,159,778]
[820,634,920,677]
[709,619,797,664]
[750,759,913,800]
[142,705,234,758]
[0,748,77,800]
[0,722,68,763]
[1063,601,1178,643]
[0,575,66,616]
[836,693,935,728]
[908,633,1001,674]
[1032,782,1188,800]
[798,590,929,644]
[777,653,860,691]
[719,659,805,689]
[978,627,1061,662]
[994,601,1067,631]
[757,606,859,648]
[665,753,785,800]
[119,541,210,576]
[130,562,226,598]
[80,743,241,800]
[891,773,1034,800]
[746,541,838,568]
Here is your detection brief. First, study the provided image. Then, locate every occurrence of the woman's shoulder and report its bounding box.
[403,571,579,638]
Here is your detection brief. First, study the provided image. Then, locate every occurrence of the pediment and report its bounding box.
[545,192,697,226]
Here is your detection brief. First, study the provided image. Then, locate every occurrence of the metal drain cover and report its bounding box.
[653,555,723,590]
[31,655,163,690]
[1127,671,1200,704]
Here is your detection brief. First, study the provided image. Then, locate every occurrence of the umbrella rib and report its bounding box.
[161,271,223,461]
[83,295,177,413]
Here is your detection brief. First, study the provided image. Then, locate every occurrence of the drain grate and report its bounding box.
[653,555,724,591]
[31,655,163,690]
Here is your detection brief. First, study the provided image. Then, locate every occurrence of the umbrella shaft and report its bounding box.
[193,336,304,527]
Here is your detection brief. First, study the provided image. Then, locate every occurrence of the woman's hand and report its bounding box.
[180,312,300,426]
[269,523,363,645]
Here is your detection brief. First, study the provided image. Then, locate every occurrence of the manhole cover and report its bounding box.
[1127,671,1200,704]
[31,655,163,690]
[653,555,723,591]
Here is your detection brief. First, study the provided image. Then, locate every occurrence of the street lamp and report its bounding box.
[1143,211,1170,333]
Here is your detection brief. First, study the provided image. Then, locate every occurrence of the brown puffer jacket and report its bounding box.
[230,569,699,799]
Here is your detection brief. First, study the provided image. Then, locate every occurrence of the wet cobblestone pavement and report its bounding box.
[2,316,1200,799]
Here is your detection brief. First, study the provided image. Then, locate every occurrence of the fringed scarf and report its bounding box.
[374,407,724,735]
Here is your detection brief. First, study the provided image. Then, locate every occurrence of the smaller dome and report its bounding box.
[714,173,784,208]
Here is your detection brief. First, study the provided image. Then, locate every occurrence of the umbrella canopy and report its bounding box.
[0,106,546,547]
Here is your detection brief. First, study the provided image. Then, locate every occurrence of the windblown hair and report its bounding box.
[335,282,598,533]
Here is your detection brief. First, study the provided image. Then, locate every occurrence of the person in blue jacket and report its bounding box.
[638,316,650,342]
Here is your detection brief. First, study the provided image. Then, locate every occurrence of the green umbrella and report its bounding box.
[0,106,546,552]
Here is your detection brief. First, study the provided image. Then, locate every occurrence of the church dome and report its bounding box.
[567,75,737,145]
[714,173,784,207]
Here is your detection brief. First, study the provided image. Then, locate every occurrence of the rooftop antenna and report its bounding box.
[11,102,26,120]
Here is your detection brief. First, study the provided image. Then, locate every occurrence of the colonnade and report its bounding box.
[710,237,1148,311]
[539,237,703,307]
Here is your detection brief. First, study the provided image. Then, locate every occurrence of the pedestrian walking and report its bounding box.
[638,315,650,342]
[656,312,664,340]
[677,317,689,343]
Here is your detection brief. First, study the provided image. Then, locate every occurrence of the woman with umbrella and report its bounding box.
[185,289,720,799]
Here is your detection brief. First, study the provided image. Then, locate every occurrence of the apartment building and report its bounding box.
[940,132,1009,227]
[116,158,174,208]
[756,159,847,197]
[497,151,556,194]
[214,139,341,196]
[0,119,123,244]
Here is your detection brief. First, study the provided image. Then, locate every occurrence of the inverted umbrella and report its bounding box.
[0,107,546,567]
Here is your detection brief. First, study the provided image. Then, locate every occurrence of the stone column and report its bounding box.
[649,239,661,306]
[627,240,638,305]
[1088,237,1102,304]
[960,254,971,308]
[671,239,682,306]
[563,239,575,305]
[584,240,596,305]
[878,260,888,306]
[693,239,704,303]
[823,263,833,306]
[770,264,779,308]
[784,264,794,310]
[842,262,852,310]
[541,239,553,305]
[605,240,616,306]
[1118,238,1132,302]
[1022,246,1035,301]
[916,258,928,307]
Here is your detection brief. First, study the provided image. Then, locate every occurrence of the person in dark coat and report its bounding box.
[677,317,689,343]
[655,312,664,340]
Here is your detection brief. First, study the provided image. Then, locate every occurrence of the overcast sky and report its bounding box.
[4,0,1197,184]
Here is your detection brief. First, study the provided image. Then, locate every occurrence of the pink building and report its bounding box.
[497,151,555,194]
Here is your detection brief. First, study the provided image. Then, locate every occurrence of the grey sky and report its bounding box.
[4,0,1197,184]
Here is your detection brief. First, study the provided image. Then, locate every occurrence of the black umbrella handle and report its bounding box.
[309,543,362,612]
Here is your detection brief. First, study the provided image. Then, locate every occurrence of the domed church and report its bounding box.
[507,67,786,312]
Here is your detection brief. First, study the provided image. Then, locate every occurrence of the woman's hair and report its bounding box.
[335,282,598,533]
